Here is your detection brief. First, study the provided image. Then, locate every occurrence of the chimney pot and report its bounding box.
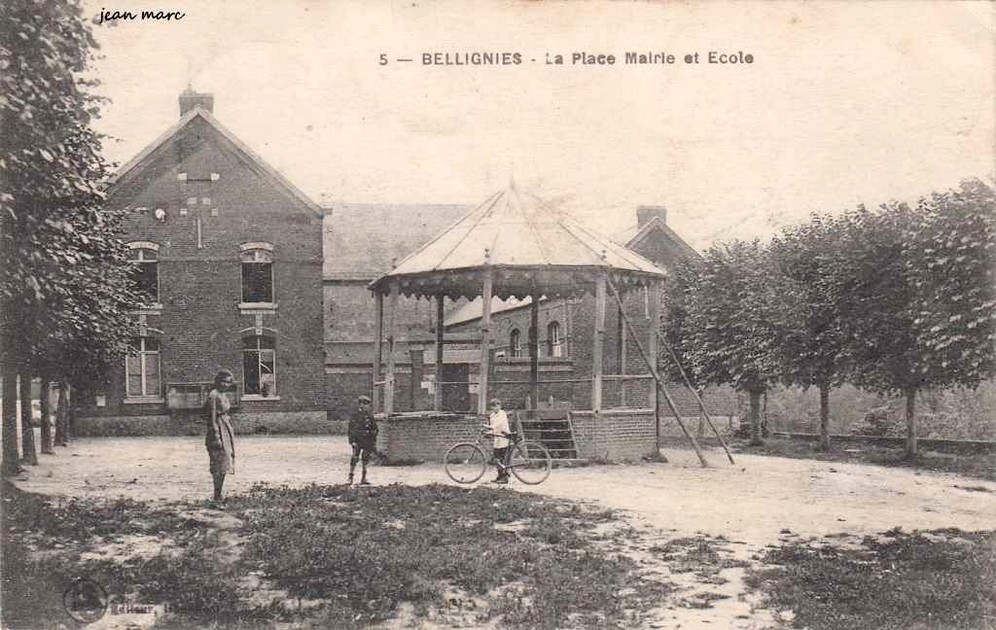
[179,89,214,117]
[637,205,667,228]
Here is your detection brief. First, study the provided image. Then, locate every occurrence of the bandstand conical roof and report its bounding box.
[370,185,667,299]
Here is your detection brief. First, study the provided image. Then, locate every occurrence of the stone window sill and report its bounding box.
[242,395,281,402]
[239,302,278,314]
[123,397,165,405]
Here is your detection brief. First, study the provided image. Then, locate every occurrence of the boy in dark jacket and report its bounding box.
[347,395,378,485]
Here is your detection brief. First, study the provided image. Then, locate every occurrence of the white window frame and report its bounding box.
[243,335,278,400]
[124,336,162,402]
[239,242,276,308]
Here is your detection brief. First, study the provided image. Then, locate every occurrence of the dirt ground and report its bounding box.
[9,435,996,629]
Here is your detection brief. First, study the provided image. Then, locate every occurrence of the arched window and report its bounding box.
[547,321,563,357]
[240,243,274,304]
[127,242,159,304]
[510,328,522,358]
[243,335,276,396]
[125,336,161,399]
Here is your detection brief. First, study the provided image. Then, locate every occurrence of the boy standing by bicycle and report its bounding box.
[488,398,512,484]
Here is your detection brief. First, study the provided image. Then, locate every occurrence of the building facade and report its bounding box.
[76,90,724,435]
[77,91,327,435]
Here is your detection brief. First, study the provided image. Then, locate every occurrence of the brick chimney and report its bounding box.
[636,205,667,228]
[179,88,214,117]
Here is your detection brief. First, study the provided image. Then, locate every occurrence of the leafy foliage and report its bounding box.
[908,180,996,388]
[664,240,784,443]
[1,0,140,471]
[768,213,854,390]
[668,240,782,394]
[841,203,923,397]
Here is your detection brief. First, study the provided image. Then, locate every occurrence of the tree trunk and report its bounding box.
[19,374,38,465]
[904,387,918,458]
[818,382,831,452]
[748,389,764,446]
[39,378,53,453]
[54,382,68,447]
[66,382,76,439]
[2,341,20,475]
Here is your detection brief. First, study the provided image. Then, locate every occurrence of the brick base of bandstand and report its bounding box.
[377,408,660,464]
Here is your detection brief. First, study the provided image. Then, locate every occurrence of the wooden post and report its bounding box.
[617,299,627,407]
[592,273,606,414]
[372,291,384,413]
[434,295,444,412]
[647,281,661,411]
[478,268,494,415]
[40,378,53,454]
[529,296,539,410]
[384,284,399,414]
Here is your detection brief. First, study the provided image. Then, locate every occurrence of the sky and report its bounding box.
[83,0,995,250]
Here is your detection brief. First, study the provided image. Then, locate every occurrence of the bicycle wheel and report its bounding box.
[508,441,552,485]
[444,443,487,484]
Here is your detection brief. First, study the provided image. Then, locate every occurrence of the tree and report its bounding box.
[842,203,923,455]
[768,213,855,450]
[668,240,783,445]
[908,179,996,391]
[1,0,139,474]
[845,183,995,457]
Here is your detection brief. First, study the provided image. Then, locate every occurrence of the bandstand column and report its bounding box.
[647,281,661,410]
[478,268,494,415]
[592,272,607,414]
[435,294,444,411]
[529,296,539,409]
[384,284,399,414]
[372,291,384,413]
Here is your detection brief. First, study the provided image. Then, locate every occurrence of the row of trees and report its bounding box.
[1,0,140,474]
[664,179,996,455]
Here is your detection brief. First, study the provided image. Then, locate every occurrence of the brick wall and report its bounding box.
[377,409,657,464]
[378,413,483,463]
[80,113,326,430]
[571,410,658,462]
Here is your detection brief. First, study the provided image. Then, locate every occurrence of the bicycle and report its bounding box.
[444,428,552,485]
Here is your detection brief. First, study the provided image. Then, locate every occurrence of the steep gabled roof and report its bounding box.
[108,107,321,216]
[625,216,701,260]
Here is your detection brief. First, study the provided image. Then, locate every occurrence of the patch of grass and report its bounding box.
[745,528,996,630]
[229,483,669,627]
[731,437,996,481]
[649,535,749,578]
[4,481,674,629]
[2,482,277,628]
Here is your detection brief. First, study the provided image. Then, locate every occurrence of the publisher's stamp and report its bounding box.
[63,578,108,624]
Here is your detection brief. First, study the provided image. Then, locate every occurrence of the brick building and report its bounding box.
[77,90,327,434]
[322,203,470,419]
